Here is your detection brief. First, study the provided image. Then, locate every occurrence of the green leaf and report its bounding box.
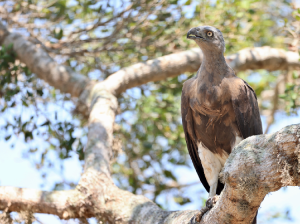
[22,100,29,107]
[184,0,191,5]
[173,196,191,205]
[41,121,50,126]
[164,170,177,181]
[37,89,44,96]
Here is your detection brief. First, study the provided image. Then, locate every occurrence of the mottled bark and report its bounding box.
[1,22,300,224]
[0,85,199,223]
[0,116,299,223]
[199,124,300,224]
[0,187,85,219]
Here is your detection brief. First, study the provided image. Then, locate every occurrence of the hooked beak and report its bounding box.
[187,28,204,40]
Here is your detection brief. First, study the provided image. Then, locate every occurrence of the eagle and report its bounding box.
[181,25,262,220]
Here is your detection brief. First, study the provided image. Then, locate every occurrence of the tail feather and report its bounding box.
[251,211,258,224]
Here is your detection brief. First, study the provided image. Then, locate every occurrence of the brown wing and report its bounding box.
[181,85,210,193]
[232,80,263,138]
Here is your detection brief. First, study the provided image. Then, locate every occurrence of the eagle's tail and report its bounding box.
[251,211,258,224]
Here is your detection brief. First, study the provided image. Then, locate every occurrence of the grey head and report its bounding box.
[187,25,225,55]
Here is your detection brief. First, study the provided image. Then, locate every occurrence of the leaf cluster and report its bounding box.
[0,44,85,186]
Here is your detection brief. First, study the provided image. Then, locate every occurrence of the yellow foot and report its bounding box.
[190,195,220,223]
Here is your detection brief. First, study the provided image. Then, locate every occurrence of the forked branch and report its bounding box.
[1,22,300,224]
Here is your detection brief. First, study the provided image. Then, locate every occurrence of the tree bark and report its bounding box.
[199,125,300,223]
[0,124,299,223]
[103,46,300,96]
[0,22,91,98]
[1,22,300,223]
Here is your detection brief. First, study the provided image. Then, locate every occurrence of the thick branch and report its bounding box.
[227,47,300,72]
[103,46,300,95]
[1,121,299,223]
[1,21,299,115]
[0,187,86,219]
[102,48,203,95]
[1,22,300,223]
[200,124,300,223]
[0,22,91,98]
[0,180,199,222]
[0,86,200,222]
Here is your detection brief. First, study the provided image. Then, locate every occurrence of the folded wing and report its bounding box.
[232,80,263,138]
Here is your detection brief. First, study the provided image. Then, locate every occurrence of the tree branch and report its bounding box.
[1,21,299,116]
[0,187,85,219]
[1,21,300,223]
[102,46,300,95]
[1,121,299,223]
[199,124,300,223]
[102,48,203,95]
[0,22,91,98]
[227,46,300,72]
[0,86,200,223]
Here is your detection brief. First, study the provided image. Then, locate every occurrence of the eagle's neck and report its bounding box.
[198,52,230,83]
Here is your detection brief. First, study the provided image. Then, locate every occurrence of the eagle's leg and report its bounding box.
[192,175,220,222]
[197,142,223,197]
[192,142,224,222]
[209,181,218,197]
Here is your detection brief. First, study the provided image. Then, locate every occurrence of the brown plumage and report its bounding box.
[181,26,263,200]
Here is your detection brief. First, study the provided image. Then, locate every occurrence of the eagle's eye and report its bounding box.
[207,31,213,37]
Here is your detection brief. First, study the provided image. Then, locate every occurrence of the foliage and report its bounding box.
[1,0,300,216]
[279,81,300,114]
[0,43,85,183]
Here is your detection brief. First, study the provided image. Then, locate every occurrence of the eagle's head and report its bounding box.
[187,25,225,54]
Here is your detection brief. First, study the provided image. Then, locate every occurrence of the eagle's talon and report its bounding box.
[206,195,220,209]
[191,207,209,223]
[191,195,220,223]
